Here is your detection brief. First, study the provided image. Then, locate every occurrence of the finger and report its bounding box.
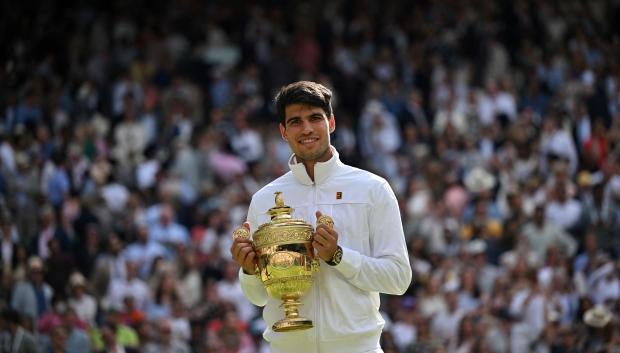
[312,241,325,252]
[244,252,256,268]
[314,232,332,248]
[235,238,254,245]
[316,227,336,243]
[316,210,323,220]
[233,242,253,261]
[313,231,329,247]
[316,223,337,238]
[231,243,243,261]
[230,238,245,254]
[243,222,250,231]
[238,246,254,263]
[312,235,325,248]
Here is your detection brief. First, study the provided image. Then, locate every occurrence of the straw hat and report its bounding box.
[583,304,613,328]
[577,171,592,187]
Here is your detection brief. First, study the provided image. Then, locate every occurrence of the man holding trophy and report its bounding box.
[230,81,412,353]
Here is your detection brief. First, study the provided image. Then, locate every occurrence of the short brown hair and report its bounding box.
[274,81,333,124]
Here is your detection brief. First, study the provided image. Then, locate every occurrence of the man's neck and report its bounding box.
[297,148,334,182]
[302,161,317,181]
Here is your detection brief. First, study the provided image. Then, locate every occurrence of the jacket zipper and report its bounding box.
[313,182,320,353]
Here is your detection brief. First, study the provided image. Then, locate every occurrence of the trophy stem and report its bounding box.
[282,296,300,318]
[272,295,313,332]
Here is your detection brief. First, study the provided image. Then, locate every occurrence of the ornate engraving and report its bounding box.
[232,226,250,240]
[317,215,334,229]
[254,228,312,248]
[264,275,313,287]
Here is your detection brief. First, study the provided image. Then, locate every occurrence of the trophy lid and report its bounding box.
[253,192,313,248]
[267,192,293,220]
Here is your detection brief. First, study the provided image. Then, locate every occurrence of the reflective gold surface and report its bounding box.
[252,192,320,332]
[232,226,250,240]
[317,214,334,229]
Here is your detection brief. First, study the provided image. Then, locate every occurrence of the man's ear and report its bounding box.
[279,123,288,141]
[328,115,336,133]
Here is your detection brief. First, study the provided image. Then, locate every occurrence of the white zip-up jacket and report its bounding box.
[239,147,412,353]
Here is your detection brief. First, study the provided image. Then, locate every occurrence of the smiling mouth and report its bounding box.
[299,138,319,145]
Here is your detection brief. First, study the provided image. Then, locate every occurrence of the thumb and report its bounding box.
[315,211,323,220]
[243,222,250,231]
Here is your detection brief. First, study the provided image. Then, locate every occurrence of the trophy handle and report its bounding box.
[313,214,334,268]
[316,215,335,229]
[312,258,320,272]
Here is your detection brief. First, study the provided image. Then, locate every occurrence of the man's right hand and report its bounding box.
[230,222,257,275]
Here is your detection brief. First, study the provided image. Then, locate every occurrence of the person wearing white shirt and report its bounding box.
[539,117,578,176]
[521,205,577,264]
[67,272,97,326]
[231,113,265,163]
[105,261,151,311]
[123,225,168,278]
[230,81,411,353]
[545,182,583,232]
[509,284,546,353]
[430,288,468,345]
[215,261,257,324]
[149,204,190,247]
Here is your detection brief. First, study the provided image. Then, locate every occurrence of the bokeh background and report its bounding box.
[1,0,620,352]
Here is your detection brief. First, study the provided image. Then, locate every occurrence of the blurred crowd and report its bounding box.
[1,0,620,352]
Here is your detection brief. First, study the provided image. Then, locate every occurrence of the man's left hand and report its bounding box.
[312,211,339,261]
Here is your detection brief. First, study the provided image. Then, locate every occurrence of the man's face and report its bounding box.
[279,104,334,164]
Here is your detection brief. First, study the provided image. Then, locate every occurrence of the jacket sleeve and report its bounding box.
[238,197,269,307]
[333,181,412,295]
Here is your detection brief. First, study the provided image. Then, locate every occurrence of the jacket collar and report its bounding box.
[288,146,340,186]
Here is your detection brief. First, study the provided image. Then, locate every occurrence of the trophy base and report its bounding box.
[272,317,313,332]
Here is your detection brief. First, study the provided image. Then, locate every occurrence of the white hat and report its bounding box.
[465,239,487,255]
[583,304,613,328]
[464,167,496,193]
[69,272,87,288]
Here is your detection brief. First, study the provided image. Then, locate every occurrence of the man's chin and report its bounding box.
[296,151,321,163]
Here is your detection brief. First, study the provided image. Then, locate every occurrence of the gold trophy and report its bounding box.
[234,192,333,332]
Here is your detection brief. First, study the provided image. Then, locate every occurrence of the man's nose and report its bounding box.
[301,119,313,133]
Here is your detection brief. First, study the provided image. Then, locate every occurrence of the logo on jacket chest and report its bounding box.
[336,192,342,200]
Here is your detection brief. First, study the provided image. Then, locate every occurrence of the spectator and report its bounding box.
[46,326,67,353]
[60,308,91,353]
[91,310,140,351]
[1,2,620,352]
[11,256,53,323]
[67,272,97,326]
[96,322,140,353]
[105,261,150,312]
[205,309,255,353]
[92,233,127,300]
[144,319,190,353]
[148,203,189,248]
[544,182,583,234]
[521,205,577,264]
[122,225,167,279]
[0,308,39,353]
